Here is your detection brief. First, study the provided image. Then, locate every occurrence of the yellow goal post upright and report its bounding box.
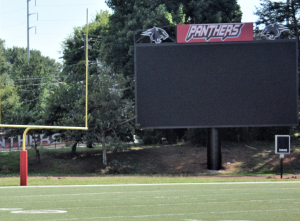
[0,9,89,186]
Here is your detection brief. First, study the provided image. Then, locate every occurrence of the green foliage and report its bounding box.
[185,127,292,145]
[0,38,62,164]
[184,129,208,146]
[1,47,60,140]
[254,0,300,30]
[136,129,167,145]
[44,10,134,160]
[101,0,242,81]
[4,47,61,110]
[0,73,21,121]
[221,127,291,142]
[136,129,183,145]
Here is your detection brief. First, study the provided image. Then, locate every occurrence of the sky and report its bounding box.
[0,0,267,63]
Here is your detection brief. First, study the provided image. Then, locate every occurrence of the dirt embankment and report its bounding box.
[22,142,300,178]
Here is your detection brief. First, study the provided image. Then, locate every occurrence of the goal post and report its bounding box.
[0,9,89,186]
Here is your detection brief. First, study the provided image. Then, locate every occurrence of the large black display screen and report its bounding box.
[135,40,298,129]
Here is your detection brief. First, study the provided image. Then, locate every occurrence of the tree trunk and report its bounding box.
[101,132,107,166]
[71,142,77,155]
[35,149,40,164]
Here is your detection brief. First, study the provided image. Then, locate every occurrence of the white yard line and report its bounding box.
[1,181,300,189]
[35,208,300,221]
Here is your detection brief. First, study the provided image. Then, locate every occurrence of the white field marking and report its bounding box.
[8,196,300,211]
[2,195,299,208]
[213,193,259,195]
[36,208,300,221]
[0,208,22,211]
[11,210,67,214]
[183,219,202,221]
[35,197,300,211]
[0,191,261,201]
[261,188,300,190]
[0,193,264,206]
[0,190,174,198]
[1,181,300,189]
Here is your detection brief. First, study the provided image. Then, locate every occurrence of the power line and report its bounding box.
[17,89,41,92]
[12,76,60,81]
[0,8,26,15]
[15,82,63,87]
[17,85,61,92]
[5,36,27,40]
[32,20,84,22]
[17,87,56,92]
[37,4,100,7]
[4,72,60,76]
[0,23,26,29]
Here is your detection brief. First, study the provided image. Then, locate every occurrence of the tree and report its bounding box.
[44,10,135,166]
[43,10,111,155]
[0,42,62,162]
[0,40,21,123]
[101,0,242,80]
[254,0,300,39]
[84,66,133,165]
[4,47,61,110]
[0,73,21,123]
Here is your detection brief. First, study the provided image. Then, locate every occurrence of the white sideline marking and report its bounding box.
[0,208,22,211]
[1,181,300,188]
[36,208,300,221]
[11,209,67,214]
[183,219,203,221]
[0,190,175,198]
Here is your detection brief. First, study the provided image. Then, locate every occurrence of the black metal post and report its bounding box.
[207,128,222,170]
[281,158,283,179]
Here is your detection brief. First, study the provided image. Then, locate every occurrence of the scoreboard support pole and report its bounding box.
[280,154,284,179]
[280,157,283,179]
[207,128,222,170]
[275,136,290,179]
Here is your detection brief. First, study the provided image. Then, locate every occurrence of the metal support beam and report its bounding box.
[207,128,222,170]
[27,0,38,59]
[27,0,29,58]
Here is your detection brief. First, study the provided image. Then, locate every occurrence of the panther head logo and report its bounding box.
[141,27,169,44]
[262,23,290,40]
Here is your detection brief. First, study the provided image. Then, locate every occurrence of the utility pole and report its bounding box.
[27,0,38,59]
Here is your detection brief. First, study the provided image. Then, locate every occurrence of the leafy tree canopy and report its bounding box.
[101,0,242,82]
[254,0,300,37]
[44,10,134,161]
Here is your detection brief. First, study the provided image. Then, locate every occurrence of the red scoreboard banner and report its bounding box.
[177,23,253,43]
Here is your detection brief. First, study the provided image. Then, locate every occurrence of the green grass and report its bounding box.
[0,181,300,221]
[0,176,292,186]
[0,146,104,175]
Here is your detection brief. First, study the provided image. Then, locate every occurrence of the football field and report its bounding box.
[0,181,300,221]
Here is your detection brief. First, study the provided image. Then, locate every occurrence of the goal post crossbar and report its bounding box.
[0,124,88,130]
